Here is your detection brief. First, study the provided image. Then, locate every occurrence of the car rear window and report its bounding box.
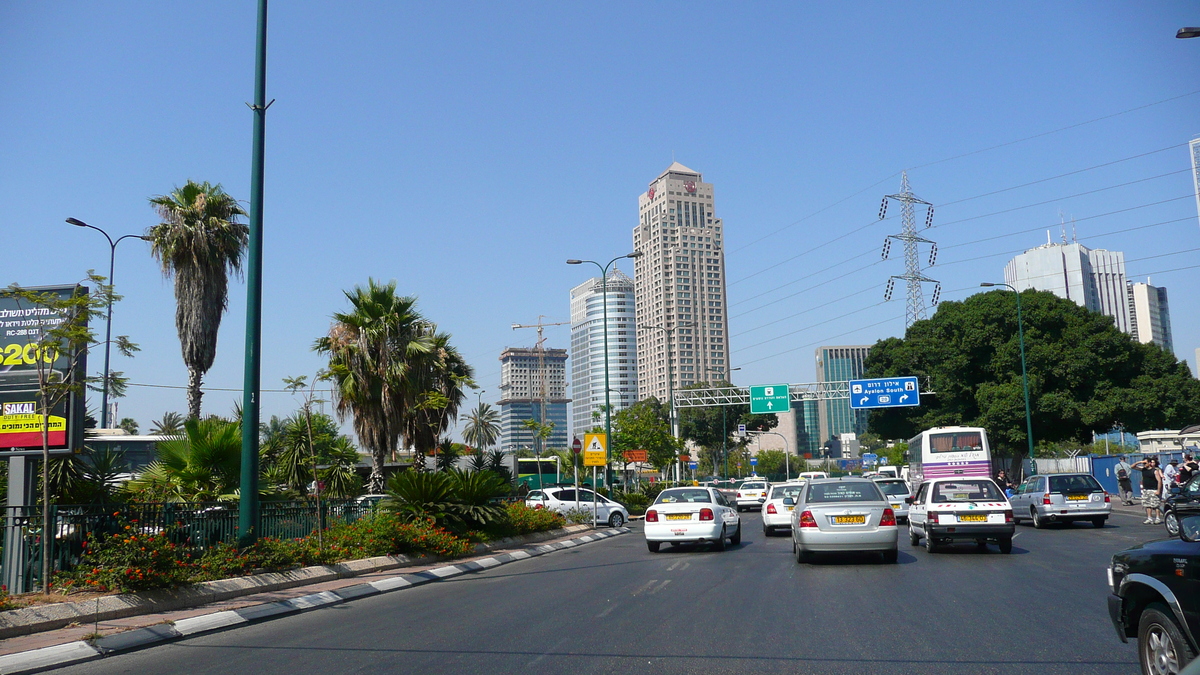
[806,482,883,503]
[876,481,910,497]
[741,482,766,490]
[1048,475,1103,493]
[655,489,712,504]
[770,485,803,499]
[931,481,1003,502]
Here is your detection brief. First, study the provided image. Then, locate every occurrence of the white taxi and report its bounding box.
[761,482,805,535]
[907,478,1015,554]
[735,479,771,511]
[645,486,741,552]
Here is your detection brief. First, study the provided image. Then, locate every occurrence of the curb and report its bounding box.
[0,527,630,674]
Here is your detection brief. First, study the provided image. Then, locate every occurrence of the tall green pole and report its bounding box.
[239,0,269,546]
[1013,288,1035,459]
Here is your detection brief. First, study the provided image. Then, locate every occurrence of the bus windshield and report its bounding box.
[928,431,984,453]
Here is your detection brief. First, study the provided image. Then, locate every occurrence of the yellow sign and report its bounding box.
[582,433,607,466]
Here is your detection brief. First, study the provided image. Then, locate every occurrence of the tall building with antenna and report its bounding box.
[1003,238,1130,333]
[633,162,731,404]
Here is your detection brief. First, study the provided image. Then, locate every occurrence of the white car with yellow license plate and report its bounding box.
[735,479,770,511]
[761,482,805,536]
[872,477,913,523]
[644,487,741,552]
[790,478,899,563]
[907,478,1015,553]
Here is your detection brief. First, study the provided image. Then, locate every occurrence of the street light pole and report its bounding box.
[981,283,1034,462]
[705,366,739,480]
[567,252,641,489]
[66,218,149,429]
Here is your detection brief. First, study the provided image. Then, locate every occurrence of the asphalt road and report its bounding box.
[53,509,1162,675]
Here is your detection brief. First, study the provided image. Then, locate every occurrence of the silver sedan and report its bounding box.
[790,477,899,564]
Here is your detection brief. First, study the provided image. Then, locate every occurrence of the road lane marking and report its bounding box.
[631,579,658,596]
[648,580,672,595]
[596,604,617,618]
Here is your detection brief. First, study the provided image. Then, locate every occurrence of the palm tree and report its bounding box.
[315,280,432,492]
[149,411,185,436]
[147,180,249,420]
[460,402,501,450]
[124,417,242,502]
[402,327,474,472]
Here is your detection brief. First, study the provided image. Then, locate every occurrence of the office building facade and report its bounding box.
[1003,240,1130,333]
[816,346,871,445]
[569,269,637,437]
[633,162,731,404]
[1128,281,1174,353]
[497,347,569,452]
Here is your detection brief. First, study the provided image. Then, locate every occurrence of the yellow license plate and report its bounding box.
[666,514,691,521]
[891,504,901,509]
[958,514,987,522]
[1067,495,1088,501]
[786,506,794,511]
[832,515,866,524]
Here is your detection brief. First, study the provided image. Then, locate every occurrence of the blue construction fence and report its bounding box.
[1025,451,1189,496]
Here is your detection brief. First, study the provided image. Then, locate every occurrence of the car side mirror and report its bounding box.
[1180,514,1200,542]
[904,496,915,505]
[783,497,795,506]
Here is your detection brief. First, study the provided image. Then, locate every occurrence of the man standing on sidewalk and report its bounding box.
[1114,456,1134,506]
[1132,457,1164,524]
[1164,458,1180,486]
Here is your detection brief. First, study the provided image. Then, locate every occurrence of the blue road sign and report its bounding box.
[688,461,698,470]
[848,376,921,409]
[750,457,758,466]
[862,453,878,466]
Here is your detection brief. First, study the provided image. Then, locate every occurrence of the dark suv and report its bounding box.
[1108,506,1200,674]
[1164,474,1200,538]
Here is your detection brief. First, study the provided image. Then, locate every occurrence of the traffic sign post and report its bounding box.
[749,384,791,414]
[737,423,746,438]
[582,433,607,529]
[848,377,920,410]
[862,452,878,468]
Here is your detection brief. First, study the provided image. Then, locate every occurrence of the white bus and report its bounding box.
[908,426,992,487]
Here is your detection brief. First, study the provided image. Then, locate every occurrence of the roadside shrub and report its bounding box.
[60,522,194,593]
[324,513,471,559]
[498,503,565,536]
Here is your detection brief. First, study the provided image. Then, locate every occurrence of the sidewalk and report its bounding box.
[0,526,631,674]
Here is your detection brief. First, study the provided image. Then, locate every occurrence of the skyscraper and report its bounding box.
[1003,239,1130,333]
[569,269,637,438]
[497,347,569,453]
[633,162,730,404]
[1128,281,1174,353]
[816,346,871,446]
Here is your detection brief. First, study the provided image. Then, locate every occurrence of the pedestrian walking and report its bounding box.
[1164,458,1180,485]
[1131,457,1164,524]
[1114,455,1134,505]
[994,469,1013,493]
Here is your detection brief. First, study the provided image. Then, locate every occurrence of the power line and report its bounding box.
[732,285,878,337]
[734,311,907,368]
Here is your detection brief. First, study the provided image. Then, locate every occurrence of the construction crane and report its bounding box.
[511,316,570,454]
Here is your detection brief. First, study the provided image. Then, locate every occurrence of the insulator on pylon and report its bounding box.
[884,278,894,301]
[928,243,937,267]
[881,239,891,259]
[878,198,888,220]
[925,206,934,228]
[931,283,941,306]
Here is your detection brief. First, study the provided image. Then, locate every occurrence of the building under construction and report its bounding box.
[497,347,570,453]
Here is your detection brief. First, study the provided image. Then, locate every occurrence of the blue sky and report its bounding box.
[2,2,1198,439]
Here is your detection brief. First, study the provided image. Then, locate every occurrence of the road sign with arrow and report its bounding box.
[749,384,790,414]
[848,377,920,409]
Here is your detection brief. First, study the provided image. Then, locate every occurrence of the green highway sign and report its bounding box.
[749,384,790,414]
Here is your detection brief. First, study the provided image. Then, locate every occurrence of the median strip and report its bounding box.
[0,527,630,675]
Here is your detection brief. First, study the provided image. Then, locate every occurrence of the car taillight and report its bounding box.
[1004,509,1013,523]
[646,509,658,522]
[799,510,818,528]
[1043,493,1052,505]
[736,492,743,498]
[927,511,939,525]
[880,508,896,527]
[700,508,714,521]
[767,503,777,514]
[1104,493,1110,503]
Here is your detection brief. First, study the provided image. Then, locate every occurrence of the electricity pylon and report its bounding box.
[880,171,940,327]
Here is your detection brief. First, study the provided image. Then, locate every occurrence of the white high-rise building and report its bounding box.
[569,269,637,438]
[633,163,731,403]
[1127,281,1173,353]
[1003,239,1130,333]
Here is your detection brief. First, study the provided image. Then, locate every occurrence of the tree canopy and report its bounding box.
[864,289,1200,456]
[610,397,679,470]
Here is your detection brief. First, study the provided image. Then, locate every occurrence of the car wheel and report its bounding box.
[608,512,625,528]
[1031,506,1046,529]
[924,527,938,553]
[998,537,1013,554]
[909,527,921,546]
[796,545,810,564]
[713,526,727,552]
[882,549,898,564]
[1138,603,1196,675]
[1091,516,1106,529]
[1164,511,1179,537]
[763,524,771,537]
[730,524,742,546]
[647,541,660,553]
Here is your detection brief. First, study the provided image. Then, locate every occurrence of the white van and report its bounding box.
[799,471,829,481]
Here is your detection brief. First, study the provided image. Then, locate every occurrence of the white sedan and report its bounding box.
[761,482,805,536]
[645,486,741,552]
[525,487,630,528]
